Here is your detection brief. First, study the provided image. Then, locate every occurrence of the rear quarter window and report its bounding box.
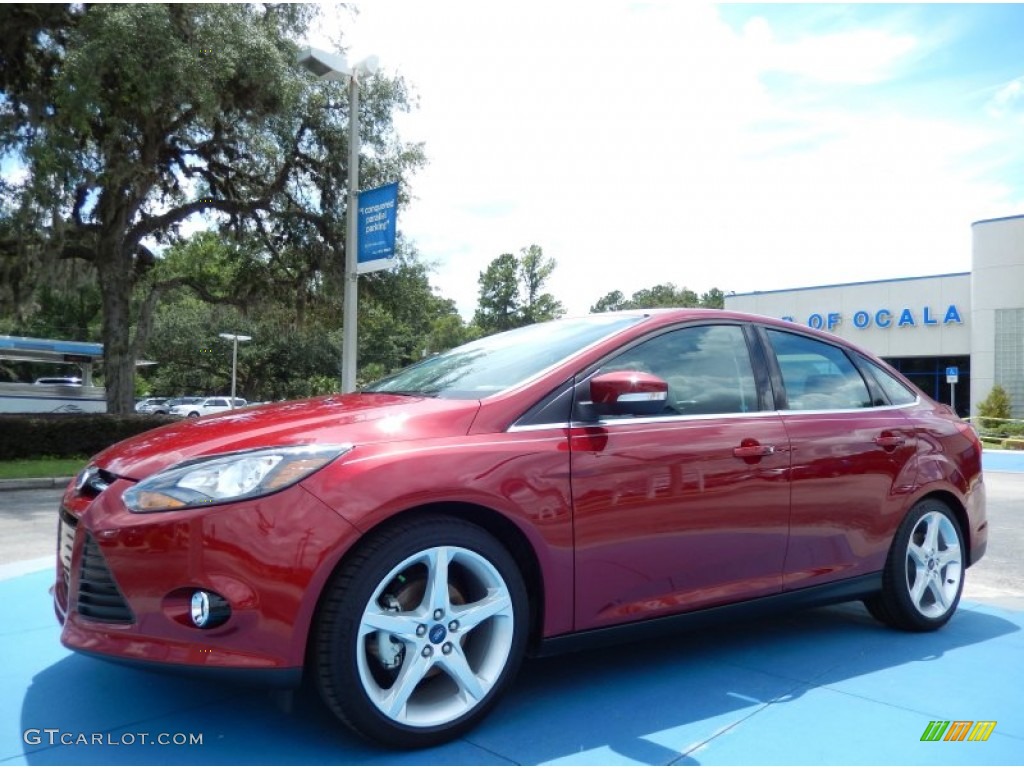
[858,357,919,406]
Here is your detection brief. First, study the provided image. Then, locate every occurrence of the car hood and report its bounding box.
[94,393,482,481]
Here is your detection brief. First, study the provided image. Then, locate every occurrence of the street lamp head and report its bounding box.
[298,46,379,81]
[219,333,252,342]
[297,46,352,81]
[355,54,380,77]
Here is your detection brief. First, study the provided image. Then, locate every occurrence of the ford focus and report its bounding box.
[54,309,987,747]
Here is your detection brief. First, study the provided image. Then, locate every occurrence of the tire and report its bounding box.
[187,411,200,418]
[865,498,965,631]
[313,516,528,748]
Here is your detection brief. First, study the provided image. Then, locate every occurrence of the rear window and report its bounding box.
[766,330,872,411]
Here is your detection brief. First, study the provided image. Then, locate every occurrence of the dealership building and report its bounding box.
[725,214,1024,419]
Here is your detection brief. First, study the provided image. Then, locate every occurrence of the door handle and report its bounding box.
[874,435,906,448]
[733,444,775,458]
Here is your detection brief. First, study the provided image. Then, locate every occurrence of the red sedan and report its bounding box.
[54,309,987,747]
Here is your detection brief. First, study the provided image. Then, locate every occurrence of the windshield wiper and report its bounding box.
[365,389,437,398]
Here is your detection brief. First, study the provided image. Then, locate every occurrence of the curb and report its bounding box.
[0,476,73,492]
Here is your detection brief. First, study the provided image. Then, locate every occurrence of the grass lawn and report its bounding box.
[0,456,87,480]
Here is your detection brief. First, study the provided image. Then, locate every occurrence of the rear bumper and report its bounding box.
[967,475,988,567]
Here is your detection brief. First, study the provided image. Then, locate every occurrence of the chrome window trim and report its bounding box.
[577,410,787,429]
[506,422,570,433]
[508,409,785,433]
[507,395,918,433]
[778,397,919,416]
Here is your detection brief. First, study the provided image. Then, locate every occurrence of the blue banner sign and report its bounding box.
[356,182,398,274]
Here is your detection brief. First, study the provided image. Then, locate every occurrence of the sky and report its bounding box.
[308,1,1024,318]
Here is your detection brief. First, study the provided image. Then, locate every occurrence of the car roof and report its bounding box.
[595,308,883,361]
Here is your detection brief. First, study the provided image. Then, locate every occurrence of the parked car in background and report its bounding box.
[151,396,203,415]
[134,397,168,414]
[34,377,82,386]
[170,396,246,418]
[54,310,986,748]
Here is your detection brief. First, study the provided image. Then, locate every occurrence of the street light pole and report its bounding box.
[218,333,251,408]
[342,68,360,394]
[297,47,379,394]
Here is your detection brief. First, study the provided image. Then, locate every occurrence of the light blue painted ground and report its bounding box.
[983,449,1024,473]
[2,447,1020,765]
[1,568,1021,765]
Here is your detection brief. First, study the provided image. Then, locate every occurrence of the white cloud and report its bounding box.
[742,15,918,85]
[309,2,1022,317]
[988,75,1024,119]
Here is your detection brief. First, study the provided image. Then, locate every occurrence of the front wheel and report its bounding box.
[313,516,528,748]
[865,499,965,631]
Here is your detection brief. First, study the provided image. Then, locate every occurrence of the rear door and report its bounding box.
[571,323,792,631]
[759,327,919,590]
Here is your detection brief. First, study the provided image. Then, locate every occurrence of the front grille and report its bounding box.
[77,533,135,624]
[56,507,78,612]
[77,466,118,498]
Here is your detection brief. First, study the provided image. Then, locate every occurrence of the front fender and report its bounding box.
[300,430,575,637]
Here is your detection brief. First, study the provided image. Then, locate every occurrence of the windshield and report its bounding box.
[364,314,645,399]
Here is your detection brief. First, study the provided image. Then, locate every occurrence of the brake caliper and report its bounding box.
[373,594,406,670]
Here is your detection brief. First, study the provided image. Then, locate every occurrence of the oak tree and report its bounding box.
[0,3,423,411]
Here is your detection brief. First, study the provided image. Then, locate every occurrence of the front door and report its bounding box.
[571,323,791,631]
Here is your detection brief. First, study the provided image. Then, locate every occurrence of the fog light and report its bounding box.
[190,589,231,629]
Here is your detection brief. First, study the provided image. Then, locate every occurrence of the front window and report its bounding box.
[364,315,645,399]
[598,324,759,416]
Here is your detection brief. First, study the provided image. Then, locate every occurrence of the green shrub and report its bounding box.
[977,385,1012,431]
[1003,420,1024,437]
[0,414,177,461]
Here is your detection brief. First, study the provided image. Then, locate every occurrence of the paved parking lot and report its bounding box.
[1,453,1022,765]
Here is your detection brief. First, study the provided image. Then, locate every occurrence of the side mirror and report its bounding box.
[588,371,669,416]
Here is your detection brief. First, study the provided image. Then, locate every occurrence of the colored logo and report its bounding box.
[921,720,996,742]
[428,624,447,644]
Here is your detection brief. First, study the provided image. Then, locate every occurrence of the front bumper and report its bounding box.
[55,477,360,678]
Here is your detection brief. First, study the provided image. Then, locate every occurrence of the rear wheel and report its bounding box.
[865,498,964,631]
[314,516,527,748]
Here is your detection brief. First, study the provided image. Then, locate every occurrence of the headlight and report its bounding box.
[122,444,351,513]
